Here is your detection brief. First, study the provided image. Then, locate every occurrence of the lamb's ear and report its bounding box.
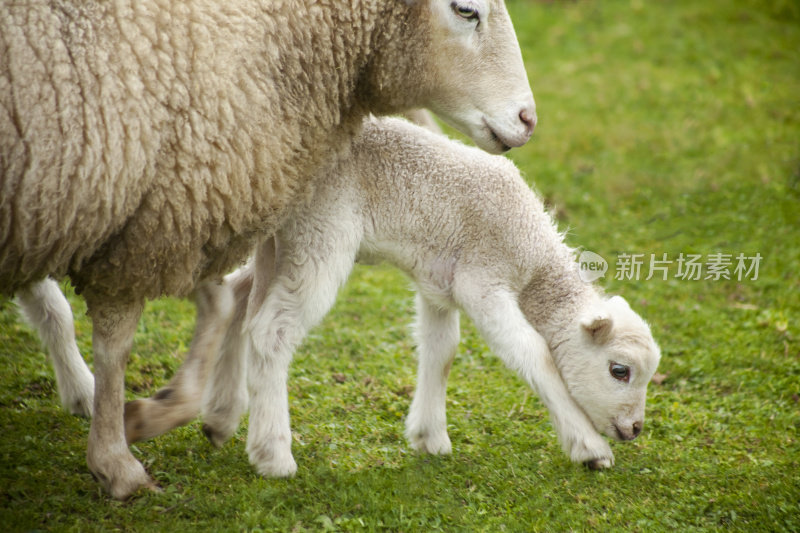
[581,313,613,344]
[608,295,631,310]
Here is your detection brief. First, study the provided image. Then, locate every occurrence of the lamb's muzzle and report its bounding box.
[614,420,643,441]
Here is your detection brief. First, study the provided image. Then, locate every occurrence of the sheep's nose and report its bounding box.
[632,421,643,438]
[519,107,537,137]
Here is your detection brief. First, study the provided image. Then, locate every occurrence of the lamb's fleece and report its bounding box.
[0,0,528,300]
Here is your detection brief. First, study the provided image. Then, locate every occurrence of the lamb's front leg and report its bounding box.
[245,236,357,478]
[405,293,460,455]
[459,288,614,469]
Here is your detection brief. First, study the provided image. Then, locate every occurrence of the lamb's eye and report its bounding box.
[451,2,479,21]
[609,363,631,382]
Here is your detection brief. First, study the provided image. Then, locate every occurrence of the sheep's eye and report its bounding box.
[451,2,479,21]
[609,363,631,382]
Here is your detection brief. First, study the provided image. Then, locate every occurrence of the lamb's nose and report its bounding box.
[519,107,537,137]
[632,421,643,438]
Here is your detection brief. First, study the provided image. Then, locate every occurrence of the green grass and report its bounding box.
[2,0,799,530]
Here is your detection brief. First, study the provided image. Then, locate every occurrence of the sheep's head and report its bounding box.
[422,0,536,153]
[364,0,535,154]
[553,296,661,442]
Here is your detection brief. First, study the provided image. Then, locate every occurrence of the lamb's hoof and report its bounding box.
[200,413,239,447]
[202,423,229,448]
[255,456,297,478]
[61,377,95,418]
[259,456,298,478]
[66,395,94,418]
[406,428,452,455]
[584,457,613,470]
[87,451,157,500]
[248,441,297,478]
[569,432,615,469]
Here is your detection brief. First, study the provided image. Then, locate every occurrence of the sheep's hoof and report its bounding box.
[87,450,158,500]
[584,457,613,470]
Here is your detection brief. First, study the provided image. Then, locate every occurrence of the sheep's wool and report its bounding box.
[0,0,438,299]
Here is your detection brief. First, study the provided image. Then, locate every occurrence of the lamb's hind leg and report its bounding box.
[200,263,259,447]
[16,278,94,417]
[124,280,234,443]
[405,293,459,455]
[459,287,614,469]
[245,231,357,478]
[85,295,155,499]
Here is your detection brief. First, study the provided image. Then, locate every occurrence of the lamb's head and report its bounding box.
[365,0,535,154]
[554,296,661,442]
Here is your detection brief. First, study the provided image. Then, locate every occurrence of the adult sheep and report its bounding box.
[0,0,535,499]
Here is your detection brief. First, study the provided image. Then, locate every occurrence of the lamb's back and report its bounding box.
[351,118,560,287]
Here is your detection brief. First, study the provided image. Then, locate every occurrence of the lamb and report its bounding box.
[170,116,662,477]
[1,0,535,498]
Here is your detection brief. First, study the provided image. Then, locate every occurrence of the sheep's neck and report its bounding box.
[353,2,432,114]
[242,0,428,193]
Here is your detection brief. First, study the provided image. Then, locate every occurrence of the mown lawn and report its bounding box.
[2,0,798,531]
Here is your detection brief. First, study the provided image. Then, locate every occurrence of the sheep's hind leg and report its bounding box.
[16,278,95,417]
[124,280,234,443]
[85,296,156,499]
[405,292,459,455]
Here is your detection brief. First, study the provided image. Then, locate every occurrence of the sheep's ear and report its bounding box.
[581,313,613,344]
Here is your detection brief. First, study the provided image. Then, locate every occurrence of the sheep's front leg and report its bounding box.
[16,278,94,417]
[245,236,356,478]
[123,280,234,443]
[85,296,156,499]
[405,293,460,455]
[460,288,614,469]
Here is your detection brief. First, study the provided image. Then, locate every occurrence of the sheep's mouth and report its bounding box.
[490,131,512,152]
[483,120,512,152]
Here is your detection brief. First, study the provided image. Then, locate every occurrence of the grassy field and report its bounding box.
[2,0,799,530]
